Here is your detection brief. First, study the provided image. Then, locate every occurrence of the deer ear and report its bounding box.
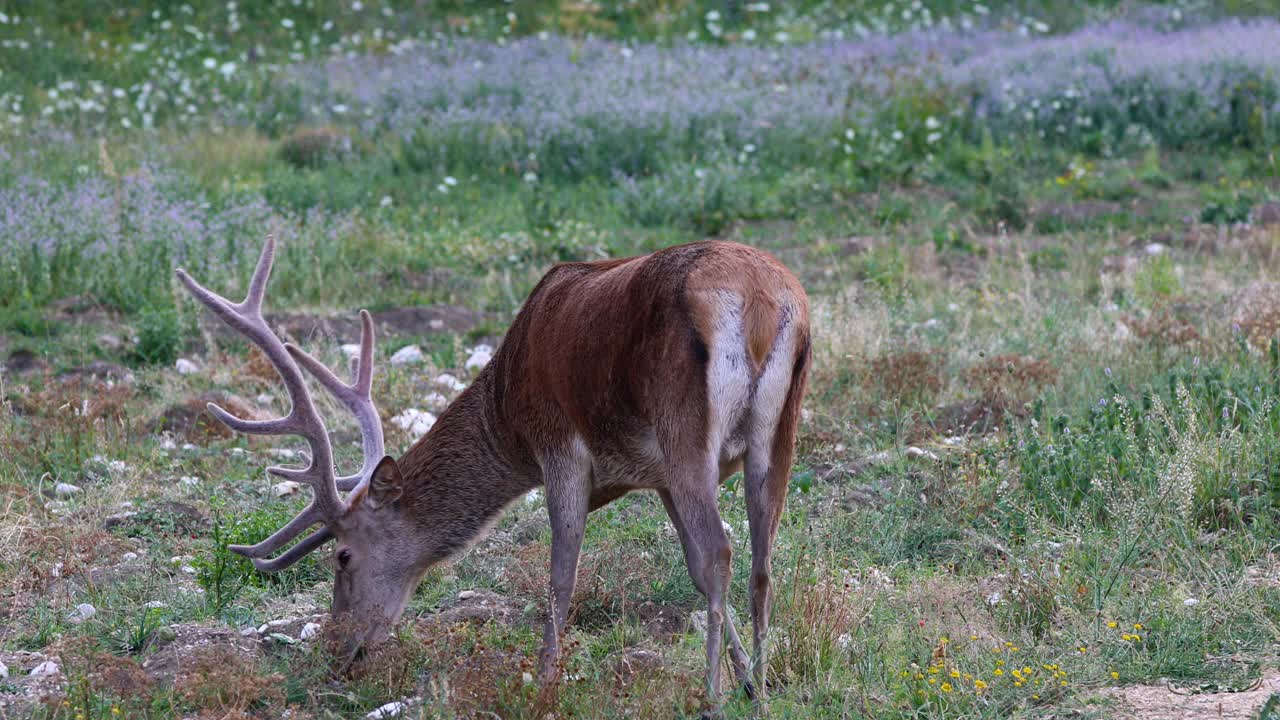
[367,456,404,509]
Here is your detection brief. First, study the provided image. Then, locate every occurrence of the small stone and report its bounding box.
[267,632,298,645]
[341,344,362,359]
[0,660,7,678]
[905,446,940,462]
[300,622,322,640]
[122,552,138,562]
[30,660,59,677]
[158,435,177,451]
[458,590,477,600]
[44,501,68,514]
[143,600,168,609]
[391,408,436,436]
[175,358,200,375]
[240,627,259,637]
[255,393,274,406]
[273,481,302,498]
[367,700,409,719]
[180,475,200,487]
[390,345,424,366]
[522,671,534,684]
[267,448,297,459]
[257,624,269,634]
[435,373,466,392]
[54,482,81,497]
[464,345,493,372]
[1144,242,1168,256]
[1184,597,1199,607]
[67,603,96,624]
[423,392,449,410]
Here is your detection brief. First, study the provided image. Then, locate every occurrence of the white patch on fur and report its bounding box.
[747,315,794,465]
[705,291,754,462]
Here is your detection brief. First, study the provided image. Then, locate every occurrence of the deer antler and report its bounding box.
[176,236,385,571]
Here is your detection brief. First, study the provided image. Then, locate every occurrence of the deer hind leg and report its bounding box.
[659,490,753,695]
[743,329,809,698]
[657,453,739,709]
[537,444,592,683]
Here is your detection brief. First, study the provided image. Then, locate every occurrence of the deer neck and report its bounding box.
[393,369,536,564]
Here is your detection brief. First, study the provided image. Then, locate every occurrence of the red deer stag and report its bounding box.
[177,236,809,706]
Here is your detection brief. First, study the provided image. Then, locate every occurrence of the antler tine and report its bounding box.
[247,526,334,573]
[175,236,346,568]
[286,309,385,495]
[226,503,323,559]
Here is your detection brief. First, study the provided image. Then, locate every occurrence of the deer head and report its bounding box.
[177,237,423,661]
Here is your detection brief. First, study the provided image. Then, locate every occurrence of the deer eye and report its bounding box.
[337,548,352,568]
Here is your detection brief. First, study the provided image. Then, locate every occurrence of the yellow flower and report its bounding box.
[941,682,953,693]
[940,636,950,645]
[1011,669,1022,679]
[1060,680,1068,686]
[996,660,1005,667]
[1022,667,1032,675]
[1078,646,1087,653]
[1132,634,1141,641]
[970,635,978,641]
[950,670,960,678]
[1014,681,1024,687]
[1032,694,1040,700]
[929,677,937,685]
[929,666,940,674]
[1133,623,1143,631]
[975,679,988,690]
[1111,671,1120,680]
[994,669,1004,676]
[1107,621,1118,629]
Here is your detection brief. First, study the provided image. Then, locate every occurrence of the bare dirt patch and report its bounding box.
[1099,671,1280,719]
[204,305,486,344]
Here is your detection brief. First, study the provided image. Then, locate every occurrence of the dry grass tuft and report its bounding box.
[964,354,1059,416]
[174,646,286,719]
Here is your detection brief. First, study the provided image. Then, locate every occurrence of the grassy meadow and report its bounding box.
[2,1,1280,717]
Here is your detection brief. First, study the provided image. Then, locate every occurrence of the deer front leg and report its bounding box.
[537,449,591,683]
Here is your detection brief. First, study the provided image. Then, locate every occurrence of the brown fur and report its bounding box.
[386,240,809,706]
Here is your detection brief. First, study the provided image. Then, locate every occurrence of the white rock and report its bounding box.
[180,475,200,487]
[390,345,424,366]
[54,482,81,497]
[435,373,466,392]
[257,623,270,634]
[29,660,59,677]
[273,481,302,498]
[391,408,436,436]
[143,600,167,609]
[1144,242,1168,256]
[300,622,322,640]
[464,346,493,372]
[255,393,274,406]
[905,446,940,462]
[181,565,196,575]
[158,435,177,451]
[240,627,259,637]
[524,489,541,505]
[44,501,68,514]
[423,392,449,410]
[458,590,477,600]
[67,603,96,624]
[175,358,200,375]
[367,700,409,719]
[0,660,7,678]
[230,447,248,456]
[341,343,362,359]
[268,448,297,459]
[522,671,534,684]
[122,552,138,562]
[1183,597,1199,607]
